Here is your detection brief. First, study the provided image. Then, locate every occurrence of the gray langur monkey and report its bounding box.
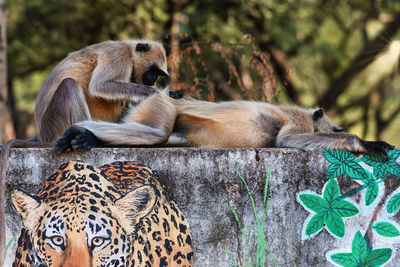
[54,92,394,158]
[34,40,182,143]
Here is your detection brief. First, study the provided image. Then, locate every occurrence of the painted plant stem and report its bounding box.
[335,183,369,202]
[366,191,389,247]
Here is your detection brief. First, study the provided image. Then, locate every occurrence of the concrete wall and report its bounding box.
[3,147,400,266]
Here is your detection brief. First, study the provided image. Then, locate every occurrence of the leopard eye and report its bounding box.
[92,237,105,248]
[51,236,64,247]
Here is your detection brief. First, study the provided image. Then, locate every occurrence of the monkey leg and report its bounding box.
[38,78,91,143]
[54,92,177,153]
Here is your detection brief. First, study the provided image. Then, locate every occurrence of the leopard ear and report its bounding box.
[11,190,41,228]
[112,185,157,233]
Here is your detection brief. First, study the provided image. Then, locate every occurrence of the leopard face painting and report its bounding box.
[11,161,193,266]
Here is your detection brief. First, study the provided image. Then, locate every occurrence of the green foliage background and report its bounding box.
[5,0,400,145]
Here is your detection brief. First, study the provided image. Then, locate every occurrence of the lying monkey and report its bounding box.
[54,91,394,157]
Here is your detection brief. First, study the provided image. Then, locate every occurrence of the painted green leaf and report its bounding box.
[344,161,368,180]
[365,183,379,206]
[299,178,361,240]
[332,201,358,217]
[352,231,367,257]
[386,161,400,177]
[341,150,357,161]
[305,212,326,237]
[299,194,328,213]
[365,248,392,266]
[323,179,340,202]
[326,163,345,179]
[330,253,358,267]
[387,149,400,161]
[329,231,393,267]
[362,154,386,168]
[373,222,400,237]
[323,149,343,164]
[362,149,400,179]
[326,211,345,238]
[373,166,386,180]
[387,193,400,214]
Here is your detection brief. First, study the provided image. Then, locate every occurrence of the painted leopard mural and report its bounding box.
[11,161,193,266]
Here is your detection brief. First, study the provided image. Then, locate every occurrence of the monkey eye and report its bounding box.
[333,127,344,132]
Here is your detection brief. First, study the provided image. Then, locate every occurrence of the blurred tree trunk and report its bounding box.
[168,0,182,88]
[0,0,8,264]
[0,0,13,145]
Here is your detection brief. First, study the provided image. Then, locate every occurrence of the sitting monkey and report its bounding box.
[35,40,180,143]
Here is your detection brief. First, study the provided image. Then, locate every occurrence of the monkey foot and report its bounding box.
[361,140,395,160]
[54,126,103,153]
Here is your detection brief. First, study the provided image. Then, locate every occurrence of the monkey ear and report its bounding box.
[312,109,324,121]
[136,43,150,53]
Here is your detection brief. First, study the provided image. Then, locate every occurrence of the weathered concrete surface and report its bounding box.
[3,147,400,266]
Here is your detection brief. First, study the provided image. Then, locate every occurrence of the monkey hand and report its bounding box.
[54,126,103,153]
[169,90,184,99]
[360,140,395,160]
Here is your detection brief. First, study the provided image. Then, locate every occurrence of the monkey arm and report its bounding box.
[90,80,158,101]
[276,132,394,158]
[88,51,158,101]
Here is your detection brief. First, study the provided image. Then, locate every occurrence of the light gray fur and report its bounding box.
[76,120,168,145]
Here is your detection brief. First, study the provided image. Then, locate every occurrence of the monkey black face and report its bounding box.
[136,43,151,53]
[142,65,170,88]
[312,108,344,133]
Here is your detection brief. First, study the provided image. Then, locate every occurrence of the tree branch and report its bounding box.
[259,43,301,103]
[318,13,400,109]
